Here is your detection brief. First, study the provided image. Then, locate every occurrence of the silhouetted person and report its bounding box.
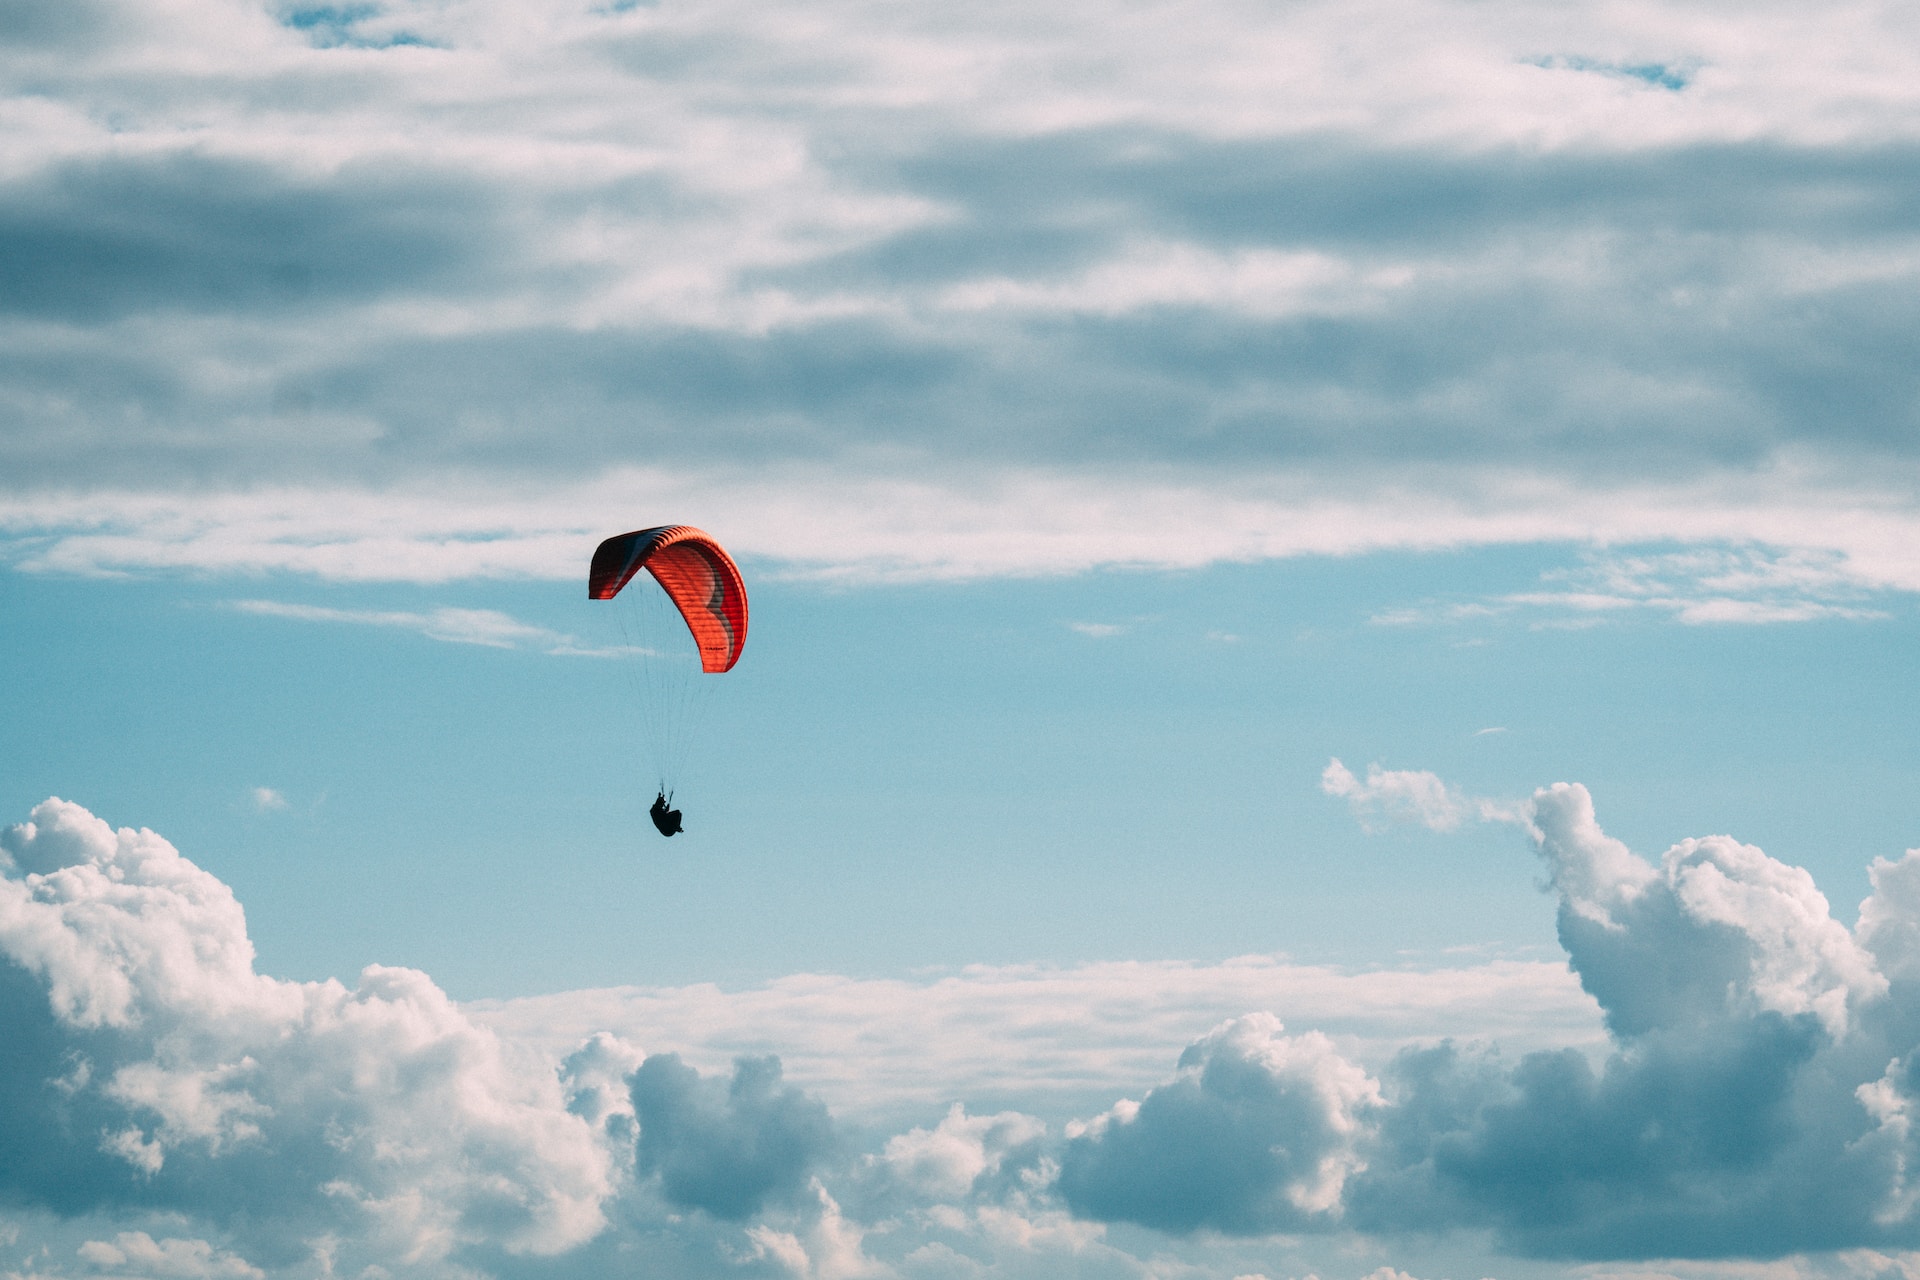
[649,791,684,837]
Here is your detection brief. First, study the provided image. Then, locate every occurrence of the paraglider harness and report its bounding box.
[649,791,685,837]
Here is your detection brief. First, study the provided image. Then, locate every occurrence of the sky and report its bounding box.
[4,0,1920,1277]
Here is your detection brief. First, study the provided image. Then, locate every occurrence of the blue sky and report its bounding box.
[5,0,1920,1277]
[7,551,1917,999]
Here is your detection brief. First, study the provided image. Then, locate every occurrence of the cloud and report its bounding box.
[880,1104,1048,1204]
[1262,782,1920,1262]
[1526,781,1884,1039]
[0,779,1615,1275]
[75,1232,261,1279]
[0,152,492,325]
[0,797,615,1272]
[472,954,1601,1126]
[1520,549,1891,627]
[8,470,1920,594]
[22,788,1920,1273]
[1057,1013,1382,1234]
[1375,547,1896,634]
[631,1053,834,1220]
[1857,851,1920,985]
[3,0,1920,593]
[741,1182,885,1280]
[247,787,287,812]
[1320,759,1519,833]
[1335,781,1916,1259]
[229,599,626,656]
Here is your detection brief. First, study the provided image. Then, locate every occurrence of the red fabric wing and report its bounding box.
[588,526,748,672]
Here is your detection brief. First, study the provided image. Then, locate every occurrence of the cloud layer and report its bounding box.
[3,0,1920,585]
[11,786,1920,1276]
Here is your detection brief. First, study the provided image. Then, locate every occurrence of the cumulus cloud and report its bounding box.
[0,798,879,1279]
[741,1181,885,1280]
[0,798,615,1272]
[0,790,1595,1279]
[631,1053,835,1221]
[1528,781,1884,1039]
[1333,780,1920,1259]
[24,787,1920,1276]
[1859,851,1920,984]
[880,1104,1048,1204]
[1057,1013,1381,1234]
[1145,784,1920,1263]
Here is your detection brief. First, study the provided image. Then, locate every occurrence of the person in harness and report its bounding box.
[649,791,685,837]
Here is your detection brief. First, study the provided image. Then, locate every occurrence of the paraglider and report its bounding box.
[589,525,748,672]
[649,792,685,837]
[590,525,748,836]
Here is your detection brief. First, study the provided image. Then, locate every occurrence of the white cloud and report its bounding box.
[471,953,1601,1127]
[247,788,286,813]
[1523,780,1661,927]
[228,599,626,656]
[19,789,1920,1273]
[0,0,1918,616]
[5,471,1920,593]
[1670,598,1881,625]
[0,798,617,1272]
[1534,548,1891,626]
[232,600,553,649]
[1058,1013,1382,1232]
[882,1105,1048,1203]
[1665,833,1886,1036]
[743,1182,886,1280]
[1567,1262,1917,1280]
[1321,759,1521,833]
[0,792,1618,1279]
[1857,850,1920,983]
[1321,781,1920,1259]
[1529,781,1885,1038]
[631,1052,833,1220]
[1378,547,1896,634]
[934,243,1408,320]
[1322,770,1887,1041]
[75,1232,261,1280]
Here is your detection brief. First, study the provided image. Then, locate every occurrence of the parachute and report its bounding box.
[590,526,748,812]
[589,526,748,671]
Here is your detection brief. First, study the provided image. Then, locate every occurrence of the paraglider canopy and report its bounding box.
[589,525,748,673]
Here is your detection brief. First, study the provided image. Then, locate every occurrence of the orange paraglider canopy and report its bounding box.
[588,526,748,672]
